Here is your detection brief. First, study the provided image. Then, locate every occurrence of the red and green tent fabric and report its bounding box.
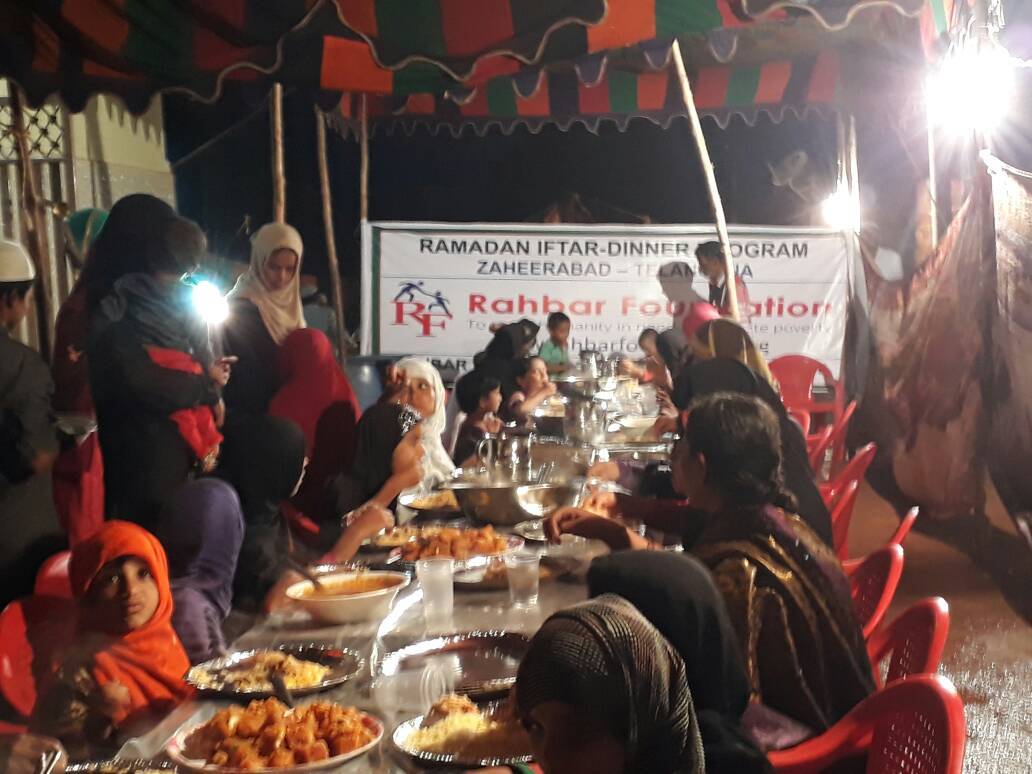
[919,0,962,58]
[332,47,843,137]
[1,0,923,114]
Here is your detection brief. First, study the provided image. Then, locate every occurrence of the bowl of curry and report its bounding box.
[286,571,409,624]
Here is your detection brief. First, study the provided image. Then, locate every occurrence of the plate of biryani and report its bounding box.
[398,489,461,516]
[166,698,382,772]
[393,694,532,767]
[67,761,177,774]
[185,646,363,699]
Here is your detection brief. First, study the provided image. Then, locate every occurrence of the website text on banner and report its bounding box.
[361,223,847,377]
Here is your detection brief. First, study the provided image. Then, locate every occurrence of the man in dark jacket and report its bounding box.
[0,240,61,608]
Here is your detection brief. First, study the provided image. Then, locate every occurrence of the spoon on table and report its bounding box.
[269,671,296,708]
[284,555,325,592]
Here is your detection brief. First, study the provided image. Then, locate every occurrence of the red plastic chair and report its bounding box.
[828,399,858,471]
[830,480,861,560]
[888,507,920,548]
[807,425,834,474]
[788,409,812,437]
[281,502,324,550]
[820,443,877,506]
[0,596,75,720]
[867,597,950,689]
[33,550,72,599]
[768,674,966,774]
[770,355,844,427]
[843,544,905,639]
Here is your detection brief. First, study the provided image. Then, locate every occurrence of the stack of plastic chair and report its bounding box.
[770,355,844,430]
[788,409,812,437]
[820,443,877,507]
[807,425,834,474]
[33,551,73,599]
[888,507,920,548]
[866,597,950,688]
[843,544,905,639]
[768,674,966,773]
[827,399,858,472]
[830,480,862,560]
[0,596,75,732]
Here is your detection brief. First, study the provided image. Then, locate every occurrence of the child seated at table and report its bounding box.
[505,356,557,425]
[453,373,503,467]
[31,521,193,758]
[538,311,571,374]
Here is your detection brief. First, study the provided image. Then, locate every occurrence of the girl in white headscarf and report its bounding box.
[392,357,455,488]
[228,223,306,345]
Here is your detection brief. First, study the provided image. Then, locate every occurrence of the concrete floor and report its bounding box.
[847,485,1032,773]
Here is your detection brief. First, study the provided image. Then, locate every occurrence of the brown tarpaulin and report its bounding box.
[857,181,992,521]
[988,162,1032,543]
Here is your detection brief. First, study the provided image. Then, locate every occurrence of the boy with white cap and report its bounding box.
[1,239,61,608]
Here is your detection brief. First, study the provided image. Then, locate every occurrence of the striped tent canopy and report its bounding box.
[331,47,843,137]
[1,0,923,114]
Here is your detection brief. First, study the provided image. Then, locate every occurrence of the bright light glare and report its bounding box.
[927,46,1015,134]
[192,280,229,325]
[821,189,861,231]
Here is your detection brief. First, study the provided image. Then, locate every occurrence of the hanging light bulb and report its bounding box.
[820,189,861,231]
[927,43,1015,135]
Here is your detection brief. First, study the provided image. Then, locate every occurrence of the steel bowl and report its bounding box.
[443,481,580,526]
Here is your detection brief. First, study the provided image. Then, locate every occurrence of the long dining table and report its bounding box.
[115,552,591,772]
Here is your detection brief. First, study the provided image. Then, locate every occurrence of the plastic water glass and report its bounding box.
[505,553,540,607]
[416,557,454,630]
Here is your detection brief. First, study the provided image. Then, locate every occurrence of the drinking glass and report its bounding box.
[416,557,454,630]
[504,552,540,607]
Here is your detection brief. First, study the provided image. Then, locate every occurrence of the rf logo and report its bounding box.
[392,281,453,337]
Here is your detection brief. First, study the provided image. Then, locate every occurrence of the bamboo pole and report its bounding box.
[314,106,349,362]
[270,84,286,223]
[9,88,53,360]
[670,40,739,321]
[926,110,939,250]
[359,94,370,223]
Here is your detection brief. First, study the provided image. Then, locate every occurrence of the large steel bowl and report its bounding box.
[442,481,580,526]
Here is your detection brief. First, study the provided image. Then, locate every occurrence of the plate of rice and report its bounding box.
[392,695,532,767]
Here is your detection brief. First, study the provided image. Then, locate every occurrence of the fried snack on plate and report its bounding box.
[399,526,508,562]
[184,698,375,768]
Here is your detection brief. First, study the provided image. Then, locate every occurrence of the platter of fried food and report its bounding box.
[185,646,363,699]
[393,694,532,767]
[395,525,521,564]
[398,489,460,515]
[67,761,177,774]
[167,698,382,772]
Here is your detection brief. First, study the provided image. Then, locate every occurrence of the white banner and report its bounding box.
[362,222,848,376]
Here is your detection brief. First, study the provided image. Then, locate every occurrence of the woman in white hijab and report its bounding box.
[393,357,456,488]
[222,223,306,413]
[229,223,306,344]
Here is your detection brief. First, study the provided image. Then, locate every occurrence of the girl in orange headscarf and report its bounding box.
[31,521,192,757]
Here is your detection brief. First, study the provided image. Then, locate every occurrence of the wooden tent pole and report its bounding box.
[270,84,286,223]
[926,110,939,250]
[670,40,739,321]
[9,88,53,360]
[359,95,370,222]
[314,106,349,362]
